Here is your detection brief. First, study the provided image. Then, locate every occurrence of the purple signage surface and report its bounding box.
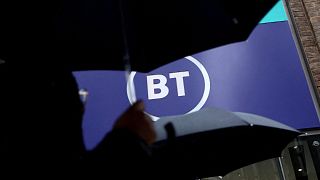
[74,21,320,150]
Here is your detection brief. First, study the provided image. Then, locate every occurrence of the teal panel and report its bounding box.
[260,0,288,24]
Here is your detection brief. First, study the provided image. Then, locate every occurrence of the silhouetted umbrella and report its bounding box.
[153,108,300,179]
[0,0,277,72]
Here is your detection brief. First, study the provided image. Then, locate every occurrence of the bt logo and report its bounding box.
[147,71,190,100]
[127,56,210,120]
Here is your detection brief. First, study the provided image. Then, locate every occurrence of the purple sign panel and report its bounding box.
[74,21,320,150]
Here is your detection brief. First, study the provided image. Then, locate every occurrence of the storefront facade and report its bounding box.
[74,0,320,179]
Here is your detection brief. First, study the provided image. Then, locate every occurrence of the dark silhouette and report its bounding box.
[0,1,157,177]
[3,65,157,178]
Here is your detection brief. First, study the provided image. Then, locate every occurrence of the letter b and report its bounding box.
[147,75,169,100]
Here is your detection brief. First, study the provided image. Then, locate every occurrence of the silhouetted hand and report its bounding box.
[113,101,156,145]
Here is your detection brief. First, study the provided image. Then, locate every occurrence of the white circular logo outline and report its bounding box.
[126,56,210,121]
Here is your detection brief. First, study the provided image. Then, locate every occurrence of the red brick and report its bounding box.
[309,62,320,69]
[308,57,320,64]
[301,35,316,41]
[310,17,320,23]
[311,68,320,75]
[302,39,317,46]
[314,74,320,81]
[287,0,320,97]
[304,46,318,52]
[316,80,320,87]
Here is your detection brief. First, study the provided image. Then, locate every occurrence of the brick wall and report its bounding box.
[285,0,320,99]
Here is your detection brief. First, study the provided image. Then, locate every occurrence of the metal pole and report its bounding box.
[119,0,136,103]
[277,157,287,180]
